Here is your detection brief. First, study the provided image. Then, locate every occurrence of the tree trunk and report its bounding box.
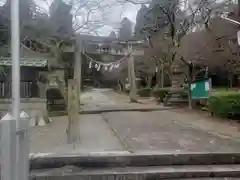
[187,63,193,109]
[228,73,233,89]
[53,68,68,102]
[156,59,161,88]
[204,66,209,78]
[156,59,164,88]
[67,79,79,143]
[147,75,152,88]
[119,77,126,92]
[161,62,164,88]
[238,0,240,16]
[55,76,67,102]
[117,80,122,91]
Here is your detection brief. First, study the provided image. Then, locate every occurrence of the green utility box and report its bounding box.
[191,78,212,99]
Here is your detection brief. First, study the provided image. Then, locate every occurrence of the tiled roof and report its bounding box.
[0,57,48,67]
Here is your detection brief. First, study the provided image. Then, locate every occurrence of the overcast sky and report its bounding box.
[36,0,141,35]
[97,2,140,35]
[0,0,140,35]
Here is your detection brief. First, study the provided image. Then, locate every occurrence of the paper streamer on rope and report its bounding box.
[89,61,92,68]
[109,65,114,72]
[97,64,101,71]
[104,65,108,71]
[84,52,131,72]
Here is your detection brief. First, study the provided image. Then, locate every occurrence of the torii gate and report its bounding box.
[73,36,145,103]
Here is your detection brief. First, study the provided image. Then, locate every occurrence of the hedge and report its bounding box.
[208,92,240,118]
[153,87,170,102]
[137,88,152,97]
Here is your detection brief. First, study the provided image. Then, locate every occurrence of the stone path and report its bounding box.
[30,89,125,153]
[30,114,125,153]
[30,88,240,154]
[74,114,124,152]
[103,111,240,153]
[80,88,116,107]
[80,88,167,113]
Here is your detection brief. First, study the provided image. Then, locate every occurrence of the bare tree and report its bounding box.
[121,0,235,106]
[210,34,240,88]
[179,12,240,88]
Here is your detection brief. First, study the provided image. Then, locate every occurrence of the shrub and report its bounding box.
[208,92,240,118]
[137,88,152,97]
[153,87,170,102]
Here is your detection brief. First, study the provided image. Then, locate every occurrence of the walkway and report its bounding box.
[30,89,125,154]
[30,88,240,154]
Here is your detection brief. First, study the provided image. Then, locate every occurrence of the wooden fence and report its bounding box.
[0,81,39,98]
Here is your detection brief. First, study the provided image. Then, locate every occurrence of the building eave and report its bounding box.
[0,57,49,67]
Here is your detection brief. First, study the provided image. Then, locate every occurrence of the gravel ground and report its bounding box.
[103,111,240,153]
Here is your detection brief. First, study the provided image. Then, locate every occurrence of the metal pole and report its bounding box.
[11,0,20,122]
[11,0,20,180]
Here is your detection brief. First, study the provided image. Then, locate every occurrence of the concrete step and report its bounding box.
[30,152,240,170]
[48,110,67,117]
[30,165,240,179]
[176,179,239,180]
[164,99,189,106]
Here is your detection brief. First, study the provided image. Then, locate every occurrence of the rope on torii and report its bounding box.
[80,38,145,45]
[83,52,131,72]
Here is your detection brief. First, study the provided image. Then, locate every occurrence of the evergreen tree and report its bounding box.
[118,17,132,40]
[109,31,117,39]
[135,4,148,37]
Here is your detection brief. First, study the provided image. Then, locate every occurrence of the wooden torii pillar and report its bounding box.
[123,40,144,103]
[127,44,137,102]
[74,36,83,102]
[66,36,83,143]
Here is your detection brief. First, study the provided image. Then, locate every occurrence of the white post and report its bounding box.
[18,111,30,180]
[11,0,21,180]
[1,113,17,180]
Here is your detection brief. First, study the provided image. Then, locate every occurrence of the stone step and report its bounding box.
[48,110,67,117]
[164,87,189,106]
[30,165,240,179]
[176,179,239,180]
[165,98,189,106]
[30,152,240,170]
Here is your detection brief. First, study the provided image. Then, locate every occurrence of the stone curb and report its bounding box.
[0,98,46,103]
[30,165,240,179]
[30,152,240,170]
[48,107,176,116]
[79,106,176,115]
